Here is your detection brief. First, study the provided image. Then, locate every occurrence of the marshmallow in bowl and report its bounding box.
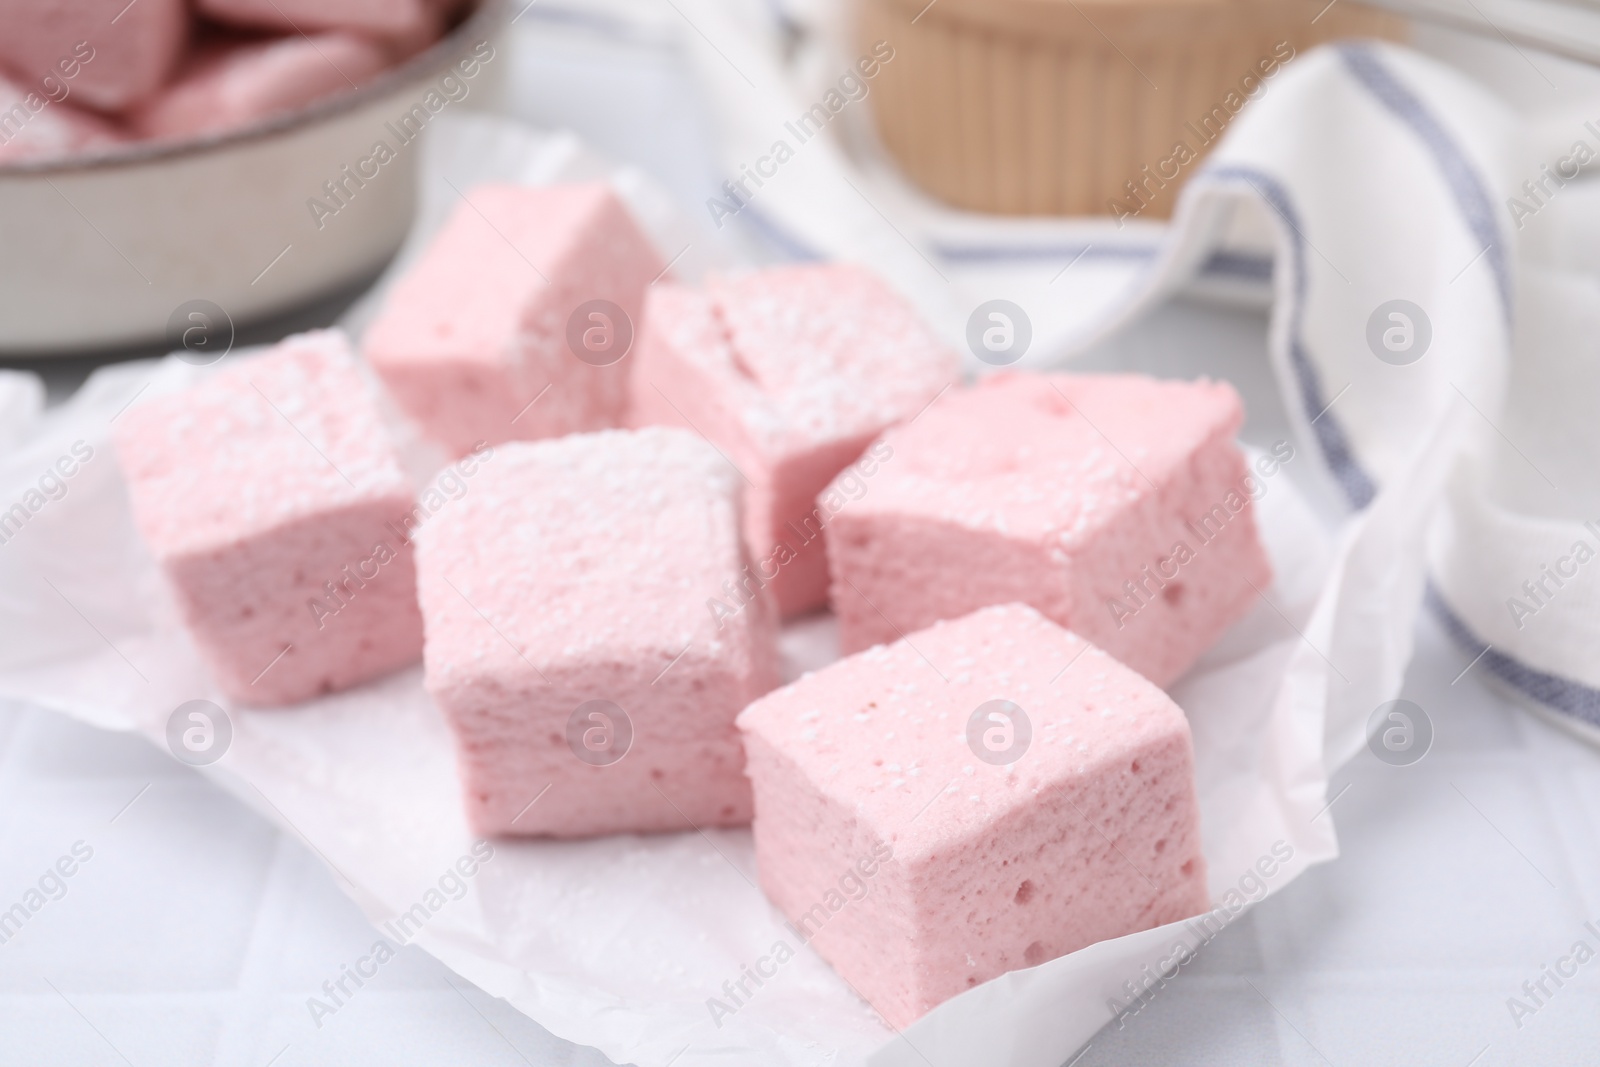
[0,0,187,113]
[128,32,392,141]
[197,0,441,41]
[0,72,125,163]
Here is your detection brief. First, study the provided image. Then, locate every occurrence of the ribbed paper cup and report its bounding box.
[859,0,1404,218]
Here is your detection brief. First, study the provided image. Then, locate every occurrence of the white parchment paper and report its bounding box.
[0,115,1451,1067]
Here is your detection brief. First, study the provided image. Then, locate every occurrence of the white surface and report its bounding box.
[0,700,615,1067]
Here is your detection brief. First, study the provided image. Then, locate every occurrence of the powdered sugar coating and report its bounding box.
[738,603,1208,1027]
[631,264,958,615]
[114,329,423,705]
[640,264,957,463]
[117,330,411,559]
[417,427,779,837]
[827,372,1272,685]
[420,429,747,674]
[705,265,957,458]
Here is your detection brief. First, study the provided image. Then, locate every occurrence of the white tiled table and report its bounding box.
[0,697,613,1067]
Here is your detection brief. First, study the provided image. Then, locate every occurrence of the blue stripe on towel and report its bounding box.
[1200,164,1379,508]
[929,243,1157,264]
[1192,46,1510,510]
[928,242,1273,285]
[1425,583,1600,731]
[1199,250,1275,283]
[1338,46,1600,733]
[1339,43,1513,327]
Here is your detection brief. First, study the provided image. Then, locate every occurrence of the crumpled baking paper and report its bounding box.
[0,114,1451,1067]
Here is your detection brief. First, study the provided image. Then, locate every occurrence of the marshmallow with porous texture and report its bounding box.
[738,602,1210,1028]
[114,330,423,706]
[0,73,125,163]
[631,264,958,618]
[0,0,185,113]
[130,33,392,140]
[197,0,439,40]
[825,372,1272,686]
[417,427,779,838]
[365,183,665,458]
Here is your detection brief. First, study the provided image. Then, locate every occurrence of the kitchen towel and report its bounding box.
[650,0,1600,749]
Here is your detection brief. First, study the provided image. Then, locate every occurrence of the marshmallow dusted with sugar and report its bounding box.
[825,372,1273,686]
[113,330,424,706]
[416,428,780,838]
[366,183,665,458]
[631,263,958,617]
[737,603,1210,1028]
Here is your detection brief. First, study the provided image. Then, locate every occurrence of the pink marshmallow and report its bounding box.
[374,1,451,61]
[364,183,666,458]
[825,372,1273,686]
[416,427,780,838]
[130,33,392,141]
[738,603,1210,1028]
[630,264,958,618]
[0,72,125,164]
[114,330,424,706]
[197,0,439,40]
[0,0,186,113]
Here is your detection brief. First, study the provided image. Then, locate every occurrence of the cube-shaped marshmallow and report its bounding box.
[417,427,779,837]
[631,264,958,617]
[0,0,186,113]
[826,372,1272,686]
[738,603,1209,1027]
[365,183,666,458]
[131,33,392,140]
[114,330,424,705]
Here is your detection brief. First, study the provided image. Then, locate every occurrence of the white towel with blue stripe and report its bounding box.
[673,10,1600,747]
[1131,41,1600,747]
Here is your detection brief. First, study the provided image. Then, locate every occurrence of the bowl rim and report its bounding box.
[0,0,508,177]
